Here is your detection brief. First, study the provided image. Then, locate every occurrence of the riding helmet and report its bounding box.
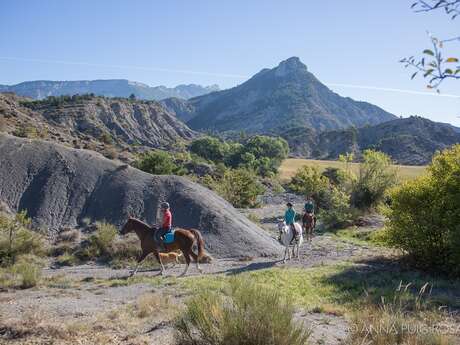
[160,202,170,209]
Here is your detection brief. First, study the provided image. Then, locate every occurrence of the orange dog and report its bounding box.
[159,251,183,267]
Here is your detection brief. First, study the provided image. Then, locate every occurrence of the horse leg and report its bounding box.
[283,246,288,263]
[179,251,191,277]
[189,251,203,274]
[131,251,148,276]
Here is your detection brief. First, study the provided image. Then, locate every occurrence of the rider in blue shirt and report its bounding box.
[284,202,299,243]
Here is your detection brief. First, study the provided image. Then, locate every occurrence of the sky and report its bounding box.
[1,0,459,126]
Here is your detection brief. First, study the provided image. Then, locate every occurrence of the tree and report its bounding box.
[129,93,136,100]
[402,1,460,89]
[351,150,398,209]
[190,137,229,163]
[205,168,265,208]
[133,150,181,175]
[385,144,460,275]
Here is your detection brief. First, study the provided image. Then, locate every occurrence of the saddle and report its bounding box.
[163,230,175,244]
[153,228,175,251]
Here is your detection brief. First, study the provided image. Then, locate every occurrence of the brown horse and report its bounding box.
[120,217,205,277]
[302,213,316,243]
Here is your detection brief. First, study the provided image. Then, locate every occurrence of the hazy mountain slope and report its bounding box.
[282,116,460,165]
[0,80,219,100]
[0,134,280,258]
[0,93,196,153]
[163,57,396,134]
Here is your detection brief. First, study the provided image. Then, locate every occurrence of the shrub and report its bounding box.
[351,150,398,209]
[289,165,355,229]
[385,145,460,275]
[190,137,229,163]
[0,211,45,266]
[133,150,184,175]
[320,186,353,228]
[204,168,265,208]
[289,165,330,207]
[176,277,310,345]
[0,254,44,289]
[12,258,42,288]
[76,222,117,260]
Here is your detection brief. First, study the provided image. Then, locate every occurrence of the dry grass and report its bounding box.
[135,293,175,318]
[279,158,426,182]
[0,292,180,345]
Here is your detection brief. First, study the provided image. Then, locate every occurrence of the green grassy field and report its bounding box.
[279,158,426,181]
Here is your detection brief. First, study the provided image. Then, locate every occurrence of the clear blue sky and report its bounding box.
[1,0,459,125]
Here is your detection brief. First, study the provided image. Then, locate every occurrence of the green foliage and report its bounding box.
[351,150,398,209]
[0,254,44,289]
[190,135,288,177]
[289,165,330,206]
[190,137,230,163]
[176,277,310,345]
[320,186,352,228]
[0,211,45,266]
[134,150,184,175]
[83,222,117,259]
[203,168,265,208]
[385,145,460,276]
[289,165,354,228]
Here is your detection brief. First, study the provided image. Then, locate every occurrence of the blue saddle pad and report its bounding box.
[163,230,175,244]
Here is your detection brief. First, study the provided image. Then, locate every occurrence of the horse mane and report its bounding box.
[129,217,153,231]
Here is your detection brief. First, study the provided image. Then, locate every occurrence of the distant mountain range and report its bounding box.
[1,57,459,165]
[0,79,219,101]
[161,57,396,134]
[281,116,460,165]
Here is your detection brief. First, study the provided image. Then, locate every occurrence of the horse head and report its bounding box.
[277,219,287,233]
[120,216,135,235]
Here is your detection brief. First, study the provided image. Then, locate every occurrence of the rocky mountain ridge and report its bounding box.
[162,57,397,134]
[0,79,219,101]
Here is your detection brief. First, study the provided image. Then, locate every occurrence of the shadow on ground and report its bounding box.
[322,256,460,310]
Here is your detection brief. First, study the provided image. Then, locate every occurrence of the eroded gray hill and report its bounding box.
[0,134,280,258]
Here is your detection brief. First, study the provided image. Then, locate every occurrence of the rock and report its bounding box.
[0,134,281,258]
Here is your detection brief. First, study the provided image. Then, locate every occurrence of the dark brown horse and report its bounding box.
[302,213,316,243]
[120,217,205,277]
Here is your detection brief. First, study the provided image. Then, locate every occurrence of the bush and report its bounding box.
[0,254,44,289]
[289,165,330,207]
[190,137,230,163]
[133,150,183,175]
[320,186,353,228]
[77,222,117,260]
[351,150,398,209]
[289,165,356,229]
[176,277,310,345]
[0,211,45,266]
[385,145,460,276]
[190,135,288,177]
[12,257,43,288]
[203,168,265,208]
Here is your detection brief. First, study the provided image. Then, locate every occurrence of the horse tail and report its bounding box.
[189,228,205,260]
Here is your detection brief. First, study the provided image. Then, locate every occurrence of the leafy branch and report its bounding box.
[411,0,460,19]
[401,36,460,89]
[402,1,459,89]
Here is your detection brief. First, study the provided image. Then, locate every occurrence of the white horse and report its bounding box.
[277,221,304,263]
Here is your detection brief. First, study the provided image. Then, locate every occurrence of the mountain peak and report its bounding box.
[274,57,308,77]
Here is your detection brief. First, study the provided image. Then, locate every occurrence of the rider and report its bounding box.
[284,202,299,243]
[303,196,316,229]
[157,202,172,242]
